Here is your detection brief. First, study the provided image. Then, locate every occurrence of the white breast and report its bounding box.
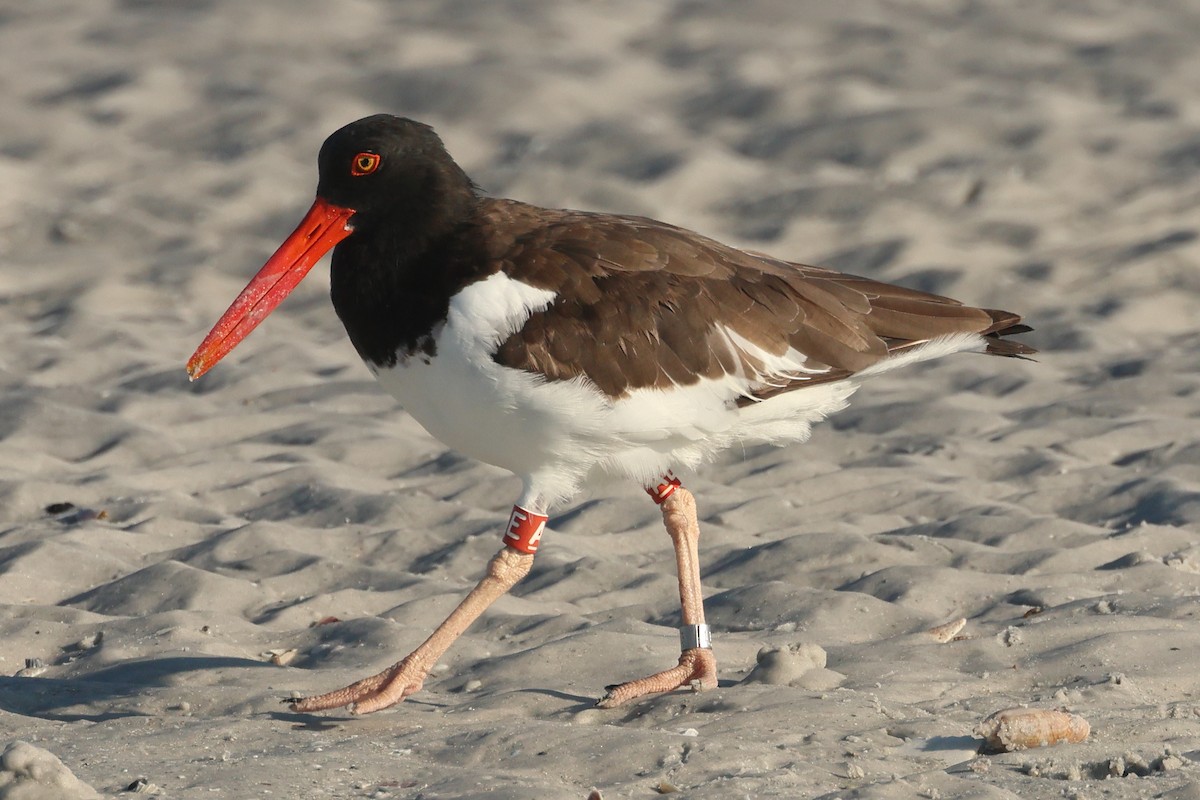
[371,272,610,503]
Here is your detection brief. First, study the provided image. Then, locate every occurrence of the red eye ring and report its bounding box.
[351,152,381,176]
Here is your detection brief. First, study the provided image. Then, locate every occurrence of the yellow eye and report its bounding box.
[351,152,380,176]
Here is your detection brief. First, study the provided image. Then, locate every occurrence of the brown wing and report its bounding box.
[484,200,1033,401]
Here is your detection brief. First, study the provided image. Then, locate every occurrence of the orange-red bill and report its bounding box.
[186,197,355,380]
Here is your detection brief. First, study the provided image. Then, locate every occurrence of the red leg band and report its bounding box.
[646,472,682,505]
[502,504,548,554]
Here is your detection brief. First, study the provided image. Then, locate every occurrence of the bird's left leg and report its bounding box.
[289,505,544,714]
[598,475,717,707]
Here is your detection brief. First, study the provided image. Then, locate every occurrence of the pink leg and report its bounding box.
[598,481,717,708]
[290,544,534,714]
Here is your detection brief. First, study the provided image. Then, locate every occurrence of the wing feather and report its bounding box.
[482,200,1034,401]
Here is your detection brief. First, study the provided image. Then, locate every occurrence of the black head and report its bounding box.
[316,115,476,239]
[187,115,485,380]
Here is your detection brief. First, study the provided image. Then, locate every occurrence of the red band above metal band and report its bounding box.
[503,505,548,554]
[646,473,682,505]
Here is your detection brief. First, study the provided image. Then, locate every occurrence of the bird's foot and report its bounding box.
[596,647,717,708]
[288,656,426,715]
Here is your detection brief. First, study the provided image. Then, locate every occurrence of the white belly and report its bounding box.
[372,342,605,480]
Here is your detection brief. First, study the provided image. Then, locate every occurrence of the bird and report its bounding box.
[187,114,1034,715]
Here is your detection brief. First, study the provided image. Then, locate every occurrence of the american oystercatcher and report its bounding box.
[187,115,1034,714]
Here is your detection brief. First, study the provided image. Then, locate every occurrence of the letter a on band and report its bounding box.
[503,505,548,554]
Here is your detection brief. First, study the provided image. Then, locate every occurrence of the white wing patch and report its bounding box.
[712,325,832,400]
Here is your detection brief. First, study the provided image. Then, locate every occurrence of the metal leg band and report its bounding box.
[679,624,712,651]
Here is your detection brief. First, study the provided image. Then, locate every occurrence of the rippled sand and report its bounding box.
[2,1,1199,797]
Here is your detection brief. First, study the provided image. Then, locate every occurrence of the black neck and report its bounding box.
[329,203,495,368]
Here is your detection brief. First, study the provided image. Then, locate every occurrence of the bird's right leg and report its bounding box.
[288,505,544,715]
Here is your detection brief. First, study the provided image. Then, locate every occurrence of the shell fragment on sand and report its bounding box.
[925,617,967,643]
[976,708,1090,752]
[266,648,299,666]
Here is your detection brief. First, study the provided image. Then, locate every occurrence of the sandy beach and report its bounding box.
[2,1,1200,797]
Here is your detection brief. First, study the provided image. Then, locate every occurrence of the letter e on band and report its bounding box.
[503,505,548,554]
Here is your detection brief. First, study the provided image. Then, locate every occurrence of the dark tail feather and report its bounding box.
[982,311,1037,359]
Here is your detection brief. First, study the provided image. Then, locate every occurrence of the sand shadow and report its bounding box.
[0,655,274,722]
